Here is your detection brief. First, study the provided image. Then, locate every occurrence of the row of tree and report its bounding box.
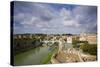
[72,37,97,55]
[80,44,97,55]
[13,38,43,54]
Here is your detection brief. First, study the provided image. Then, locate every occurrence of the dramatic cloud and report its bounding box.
[73,6,97,33]
[13,1,97,34]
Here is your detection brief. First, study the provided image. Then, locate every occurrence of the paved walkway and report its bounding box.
[51,58,60,64]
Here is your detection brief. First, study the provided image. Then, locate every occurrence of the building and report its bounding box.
[67,36,72,43]
[79,33,87,41]
[79,33,97,44]
[86,34,97,44]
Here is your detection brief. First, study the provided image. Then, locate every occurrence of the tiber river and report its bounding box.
[14,46,52,66]
[14,41,73,66]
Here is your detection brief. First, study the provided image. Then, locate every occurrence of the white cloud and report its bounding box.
[13,2,97,34]
[59,8,80,27]
[72,6,97,33]
[63,20,80,27]
[60,8,72,20]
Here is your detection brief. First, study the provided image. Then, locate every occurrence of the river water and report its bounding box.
[14,41,73,66]
[14,46,52,66]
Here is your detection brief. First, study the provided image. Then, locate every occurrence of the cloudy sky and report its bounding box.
[12,1,97,34]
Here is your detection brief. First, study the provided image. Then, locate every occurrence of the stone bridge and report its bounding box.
[42,40,63,53]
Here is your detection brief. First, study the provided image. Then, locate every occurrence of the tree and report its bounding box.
[80,44,97,55]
